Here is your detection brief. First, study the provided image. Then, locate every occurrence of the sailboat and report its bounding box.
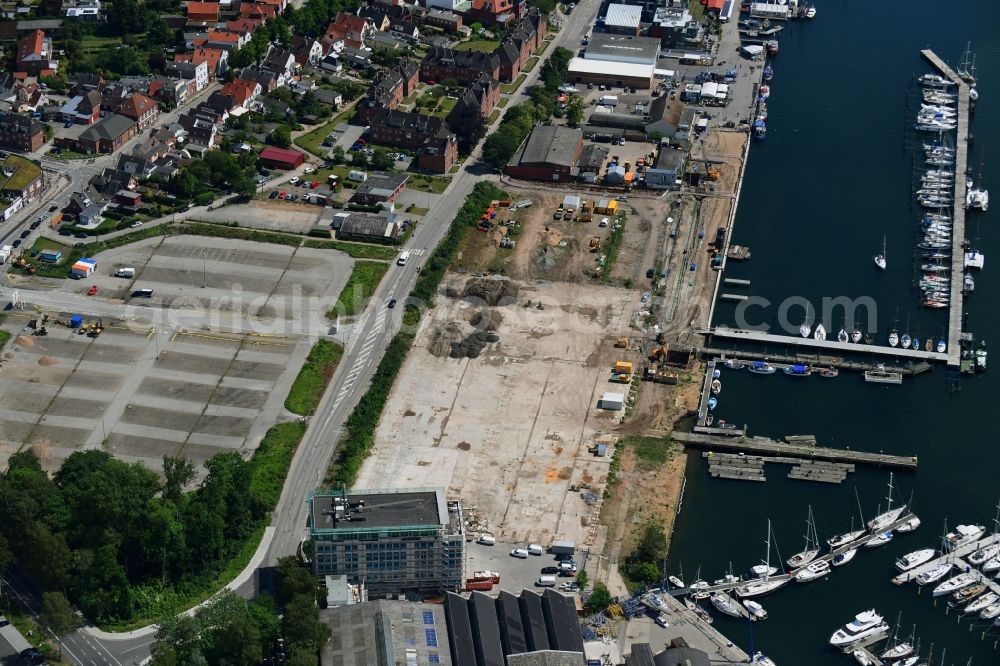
[747,604,777,665]
[968,499,1000,566]
[837,328,849,343]
[888,329,899,347]
[787,506,821,568]
[799,320,811,338]
[813,323,826,341]
[957,41,977,86]
[829,492,868,549]
[868,473,907,532]
[851,325,863,344]
[874,236,886,270]
[737,520,787,598]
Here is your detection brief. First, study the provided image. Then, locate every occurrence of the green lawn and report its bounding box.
[295,118,342,157]
[303,239,398,260]
[81,35,124,52]
[406,205,430,216]
[533,41,550,56]
[488,109,501,124]
[523,56,540,72]
[0,155,41,191]
[407,173,451,194]
[48,149,92,160]
[431,96,458,118]
[455,39,501,52]
[500,74,527,94]
[330,260,390,317]
[284,340,344,415]
[497,97,510,108]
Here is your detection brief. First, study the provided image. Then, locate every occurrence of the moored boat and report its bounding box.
[864,531,893,548]
[944,524,985,551]
[829,610,889,647]
[783,364,810,377]
[895,548,936,572]
[932,572,977,597]
[831,548,857,567]
[819,367,838,378]
[744,599,768,621]
[915,562,953,585]
[794,559,831,582]
[748,361,776,375]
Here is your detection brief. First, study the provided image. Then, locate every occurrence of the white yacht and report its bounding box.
[964,591,999,614]
[829,610,889,647]
[888,330,899,347]
[875,236,886,270]
[968,541,1000,566]
[710,592,744,618]
[738,520,787,598]
[864,531,893,548]
[750,565,777,577]
[813,323,827,341]
[932,572,978,597]
[945,524,986,551]
[787,506,821,568]
[915,562,954,586]
[831,548,857,567]
[752,653,776,666]
[828,529,866,549]
[881,643,914,660]
[983,555,1000,573]
[980,604,1000,620]
[868,474,907,531]
[795,559,831,582]
[896,516,921,533]
[895,548,936,572]
[668,575,684,588]
[744,600,768,621]
[799,322,811,338]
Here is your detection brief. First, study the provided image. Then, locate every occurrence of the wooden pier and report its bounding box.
[704,452,853,484]
[891,533,998,586]
[720,293,748,302]
[723,278,750,287]
[673,431,918,470]
[702,348,930,375]
[704,327,948,362]
[696,359,716,426]
[920,49,969,369]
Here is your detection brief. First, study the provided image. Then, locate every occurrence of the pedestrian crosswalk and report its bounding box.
[329,287,397,413]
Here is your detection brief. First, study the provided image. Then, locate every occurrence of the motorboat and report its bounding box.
[967,187,990,211]
[787,506,820,568]
[766,39,779,56]
[794,559,831,582]
[919,74,954,87]
[837,328,849,343]
[937,339,947,353]
[710,592,744,618]
[759,84,770,98]
[981,604,1000,620]
[965,591,999,614]
[763,65,773,81]
[753,119,767,141]
[932,572,977,597]
[799,322,810,338]
[748,361,776,375]
[688,580,710,599]
[895,548,936,572]
[888,330,899,347]
[668,575,685,588]
[911,337,921,351]
[783,364,810,377]
[829,610,889,647]
[851,329,863,343]
[750,565,778,577]
[707,397,717,410]
[944,524,985,551]
[880,643,914,661]
[865,531,893,548]
[828,529,866,549]
[915,562,953,585]
[813,323,826,341]
[868,474,906,531]
[951,582,987,605]
[724,359,746,370]
[896,516,921,532]
[831,548,857,567]
[744,600,768,621]
[968,541,1000,566]
[864,365,903,384]
[711,379,722,394]
[819,368,839,378]
[901,334,912,349]
[751,653,776,666]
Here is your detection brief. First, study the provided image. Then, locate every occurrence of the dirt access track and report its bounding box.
[355,278,642,549]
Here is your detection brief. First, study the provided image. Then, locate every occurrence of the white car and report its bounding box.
[511,548,529,559]
[599,217,609,227]
[477,534,496,546]
[289,176,300,184]
[303,166,315,174]
[130,221,142,228]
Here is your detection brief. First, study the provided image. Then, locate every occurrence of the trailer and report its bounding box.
[550,540,576,556]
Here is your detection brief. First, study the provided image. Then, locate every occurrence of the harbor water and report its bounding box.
[667,1,1000,663]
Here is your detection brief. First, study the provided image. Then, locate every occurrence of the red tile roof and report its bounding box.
[259,146,304,163]
[187,1,220,19]
[220,78,257,105]
[226,18,262,33]
[207,30,240,44]
[118,93,157,119]
[16,30,44,62]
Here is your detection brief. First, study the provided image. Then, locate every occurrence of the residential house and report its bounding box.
[0,111,45,152]
[239,1,275,20]
[89,167,136,195]
[117,93,159,130]
[318,54,342,74]
[467,0,524,27]
[205,29,244,51]
[74,113,137,153]
[148,76,193,107]
[116,153,156,179]
[59,89,101,124]
[64,0,102,20]
[387,19,419,42]
[291,35,325,67]
[225,18,262,34]
[418,131,457,174]
[320,28,345,57]
[219,78,261,110]
[368,108,458,173]
[356,58,419,124]
[15,29,58,75]
[186,1,219,24]
[260,46,296,87]
[70,72,104,94]
[420,47,499,85]
[7,81,47,113]
[239,65,279,93]
[331,12,374,49]
[13,19,64,37]
[174,46,227,80]
[424,9,462,32]
[349,171,408,205]
[338,47,371,70]
[178,106,222,148]
[495,33,531,83]
[165,60,209,92]
[357,5,391,32]
[370,32,407,52]
[447,72,500,125]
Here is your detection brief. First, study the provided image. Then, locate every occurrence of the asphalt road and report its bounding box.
[42,5,602,662]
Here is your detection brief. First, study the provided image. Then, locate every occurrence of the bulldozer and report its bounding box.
[589,237,602,252]
[614,337,628,349]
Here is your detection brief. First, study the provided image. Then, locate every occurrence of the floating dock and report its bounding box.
[641,591,751,663]
[704,327,948,362]
[696,359,717,426]
[723,278,750,287]
[704,452,853,484]
[720,293,748,302]
[891,533,999,586]
[702,349,929,375]
[672,431,918,469]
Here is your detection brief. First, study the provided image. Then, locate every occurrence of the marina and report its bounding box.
[704,327,949,362]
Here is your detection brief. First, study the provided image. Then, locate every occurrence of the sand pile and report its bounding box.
[470,309,503,331]
[538,226,563,247]
[429,321,469,358]
[15,336,35,346]
[38,356,57,366]
[449,330,499,359]
[456,276,519,306]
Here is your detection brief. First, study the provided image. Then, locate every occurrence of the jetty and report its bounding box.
[920,49,969,370]
[704,350,929,375]
[696,359,717,426]
[891,533,1000,586]
[672,431,918,470]
[703,327,948,362]
[640,591,751,663]
[704,452,853,484]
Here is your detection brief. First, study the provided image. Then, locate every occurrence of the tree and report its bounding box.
[331,146,345,165]
[351,151,368,168]
[482,131,523,170]
[566,95,584,126]
[275,557,317,607]
[108,0,150,35]
[267,125,292,148]
[40,591,76,636]
[585,582,613,613]
[631,562,660,584]
[162,457,195,505]
[147,18,173,46]
[575,569,588,590]
[198,592,263,666]
[447,107,487,156]
[151,614,206,666]
[371,150,394,171]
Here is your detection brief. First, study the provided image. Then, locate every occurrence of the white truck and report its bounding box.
[0,245,12,264]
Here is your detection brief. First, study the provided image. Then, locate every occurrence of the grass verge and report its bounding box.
[500,74,527,94]
[601,212,626,282]
[294,118,341,157]
[407,174,451,194]
[285,342,344,416]
[619,435,673,472]
[330,260,390,317]
[325,182,508,486]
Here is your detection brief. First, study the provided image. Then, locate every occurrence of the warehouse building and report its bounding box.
[567,57,653,90]
[319,599,453,666]
[319,210,404,244]
[603,3,642,35]
[584,34,660,66]
[643,146,685,190]
[309,488,465,597]
[349,171,409,205]
[258,146,305,170]
[506,125,583,182]
[443,589,584,666]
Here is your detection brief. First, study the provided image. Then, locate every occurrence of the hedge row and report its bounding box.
[327,181,508,486]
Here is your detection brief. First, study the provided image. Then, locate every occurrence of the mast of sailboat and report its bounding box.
[885,472,895,515]
[855,487,866,526]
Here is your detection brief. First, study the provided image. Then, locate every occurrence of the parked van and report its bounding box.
[510,548,529,559]
[476,534,495,546]
[397,250,410,266]
[131,288,153,298]
[536,575,556,587]
[115,267,135,278]
[528,544,544,556]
